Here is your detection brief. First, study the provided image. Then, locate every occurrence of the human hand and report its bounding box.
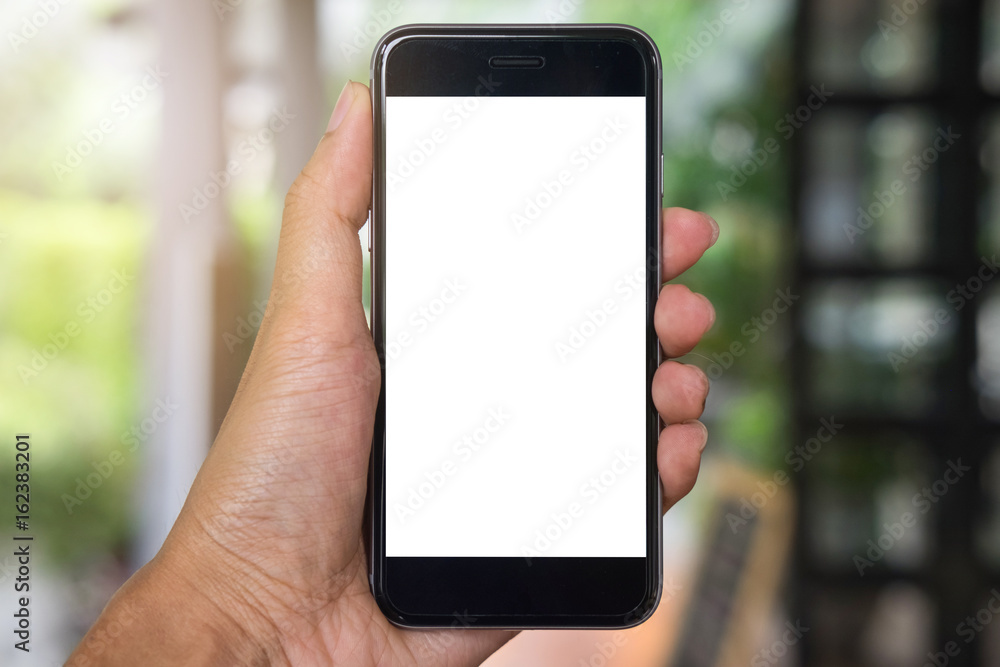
[67,81,718,667]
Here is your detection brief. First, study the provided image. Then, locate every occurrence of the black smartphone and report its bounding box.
[367,24,662,629]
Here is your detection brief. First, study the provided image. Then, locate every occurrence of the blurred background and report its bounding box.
[1,0,998,665]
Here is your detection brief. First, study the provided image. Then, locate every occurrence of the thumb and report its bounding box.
[267,80,373,343]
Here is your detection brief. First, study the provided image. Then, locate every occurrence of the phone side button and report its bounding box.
[659,153,663,203]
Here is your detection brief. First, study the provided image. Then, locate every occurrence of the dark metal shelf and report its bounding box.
[790,0,991,665]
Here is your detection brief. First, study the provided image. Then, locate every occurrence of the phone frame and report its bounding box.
[367,23,663,629]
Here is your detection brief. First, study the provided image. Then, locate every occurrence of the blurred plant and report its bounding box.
[0,188,148,566]
[591,0,796,470]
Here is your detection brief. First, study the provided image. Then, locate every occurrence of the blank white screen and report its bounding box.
[385,95,647,557]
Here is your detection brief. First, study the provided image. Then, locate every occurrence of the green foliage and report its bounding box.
[0,189,148,565]
[591,0,795,469]
[719,387,789,470]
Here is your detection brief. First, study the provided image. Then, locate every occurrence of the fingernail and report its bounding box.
[705,214,720,247]
[683,420,709,452]
[691,365,710,394]
[696,292,716,332]
[693,373,709,413]
[327,80,356,133]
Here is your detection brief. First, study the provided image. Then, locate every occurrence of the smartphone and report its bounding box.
[367,24,662,629]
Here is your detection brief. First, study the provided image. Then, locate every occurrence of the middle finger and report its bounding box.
[655,284,715,358]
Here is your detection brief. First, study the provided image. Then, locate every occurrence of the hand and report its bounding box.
[67,81,718,667]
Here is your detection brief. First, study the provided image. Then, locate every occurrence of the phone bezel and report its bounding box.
[367,23,663,629]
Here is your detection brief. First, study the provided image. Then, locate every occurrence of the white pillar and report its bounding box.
[136,0,229,566]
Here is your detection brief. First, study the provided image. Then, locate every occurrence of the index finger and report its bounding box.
[661,207,719,282]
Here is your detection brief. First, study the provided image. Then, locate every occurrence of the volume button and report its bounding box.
[368,188,374,252]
